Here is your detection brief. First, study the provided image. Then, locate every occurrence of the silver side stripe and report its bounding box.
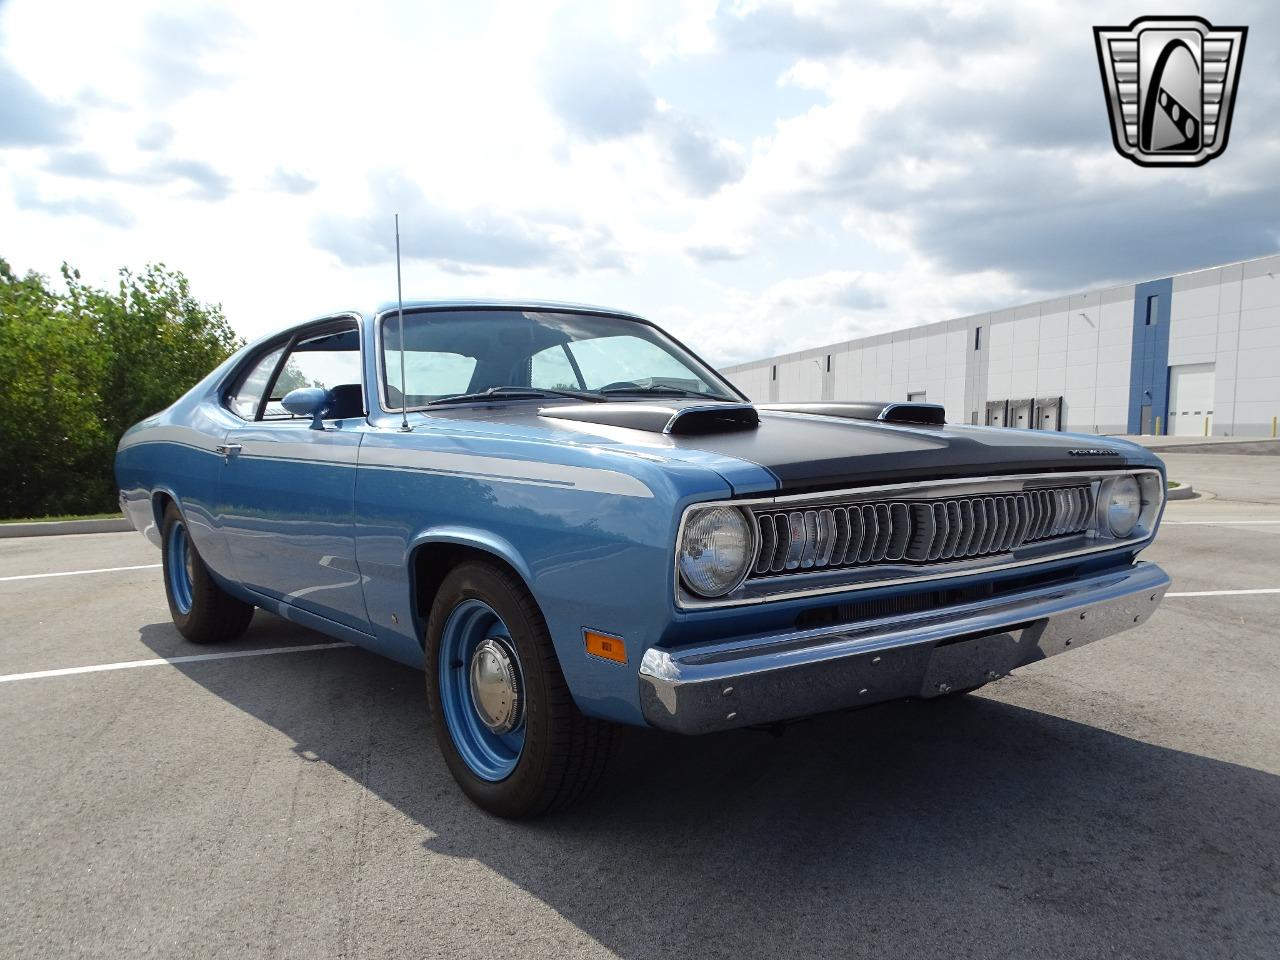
[358,446,654,499]
[126,427,653,499]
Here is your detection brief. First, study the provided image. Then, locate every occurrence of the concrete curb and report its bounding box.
[1166,483,1197,501]
[0,517,134,538]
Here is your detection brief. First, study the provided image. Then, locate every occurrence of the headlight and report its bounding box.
[679,506,754,598]
[1106,475,1142,537]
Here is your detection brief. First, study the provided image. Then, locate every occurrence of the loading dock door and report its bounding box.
[1168,363,1215,436]
[1009,398,1032,429]
[1033,396,1062,431]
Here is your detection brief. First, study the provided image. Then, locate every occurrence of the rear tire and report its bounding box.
[424,560,614,819]
[160,502,254,644]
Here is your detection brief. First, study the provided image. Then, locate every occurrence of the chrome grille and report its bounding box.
[750,485,1094,577]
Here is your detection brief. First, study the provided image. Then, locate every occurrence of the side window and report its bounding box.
[227,346,284,420]
[263,327,362,420]
[530,345,582,390]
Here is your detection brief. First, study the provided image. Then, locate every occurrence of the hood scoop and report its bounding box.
[540,402,760,435]
[758,401,946,426]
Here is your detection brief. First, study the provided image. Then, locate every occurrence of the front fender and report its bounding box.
[407,526,535,586]
[352,426,742,721]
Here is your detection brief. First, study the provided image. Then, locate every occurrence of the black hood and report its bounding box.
[423,400,1159,494]
[530,401,1158,492]
[673,410,1155,491]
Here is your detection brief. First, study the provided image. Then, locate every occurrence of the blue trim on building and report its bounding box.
[1127,278,1172,433]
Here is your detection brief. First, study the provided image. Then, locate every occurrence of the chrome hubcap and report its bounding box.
[468,637,522,734]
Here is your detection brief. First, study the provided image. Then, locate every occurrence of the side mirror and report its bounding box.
[281,387,332,430]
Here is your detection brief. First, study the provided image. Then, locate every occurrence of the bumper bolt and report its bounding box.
[938,683,952,694]
[725,711,737,721]
[722,686,734,697]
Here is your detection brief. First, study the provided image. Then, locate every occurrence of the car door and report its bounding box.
[218,318,370,631]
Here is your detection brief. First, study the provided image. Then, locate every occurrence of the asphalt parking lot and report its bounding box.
[3,452,1278,960]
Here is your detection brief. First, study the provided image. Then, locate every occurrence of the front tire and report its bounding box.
[160,502,254,644]
[424,560,613,819]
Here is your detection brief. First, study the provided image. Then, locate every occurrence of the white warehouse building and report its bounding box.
[722,254,1280,438]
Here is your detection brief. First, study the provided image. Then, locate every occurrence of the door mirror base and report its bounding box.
[280,387,332,430]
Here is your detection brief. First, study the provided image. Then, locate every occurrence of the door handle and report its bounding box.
[215,443,243,461]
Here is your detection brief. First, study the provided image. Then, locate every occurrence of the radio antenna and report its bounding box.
[395,213,411,432]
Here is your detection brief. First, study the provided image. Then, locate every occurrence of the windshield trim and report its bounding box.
[373,305,747,415]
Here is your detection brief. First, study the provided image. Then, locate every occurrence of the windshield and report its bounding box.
[380,309,738,409]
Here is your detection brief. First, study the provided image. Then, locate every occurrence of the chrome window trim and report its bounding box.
[673,468,1165,610]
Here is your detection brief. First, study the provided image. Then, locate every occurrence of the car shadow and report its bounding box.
[141,616,1279,959]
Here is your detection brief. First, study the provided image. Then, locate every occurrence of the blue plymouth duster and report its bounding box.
[116,302,1170,817]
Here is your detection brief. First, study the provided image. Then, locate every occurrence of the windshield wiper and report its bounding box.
[598,385,735,401]
[424,386,605,406]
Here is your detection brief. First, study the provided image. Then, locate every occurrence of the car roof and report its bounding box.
[369,298,646,321]
[233,300,650,357]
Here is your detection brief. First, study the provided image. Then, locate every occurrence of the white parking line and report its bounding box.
[0,584,1272,686]
[1163,520,1280,525]
[0,642,352,684]
[1166,588,1280,598]
[0,563,162,583]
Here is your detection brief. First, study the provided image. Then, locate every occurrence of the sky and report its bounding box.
[1,0,1277,367]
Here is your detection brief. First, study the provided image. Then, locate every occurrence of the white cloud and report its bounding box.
[0,56,72,145]
[266,166,317,196]
[539,29,746,196]
[672,261,1026,366]
[13,177,135,228]
[312,171,627,274]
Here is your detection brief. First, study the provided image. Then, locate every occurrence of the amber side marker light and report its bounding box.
[584,630,627,664]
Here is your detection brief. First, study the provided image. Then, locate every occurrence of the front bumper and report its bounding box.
[639,561,1170,734]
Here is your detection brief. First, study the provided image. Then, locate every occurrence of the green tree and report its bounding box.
[272,356,310,395]
[0,260,108,517]
[0,259,243,518]
[64,263,243,448]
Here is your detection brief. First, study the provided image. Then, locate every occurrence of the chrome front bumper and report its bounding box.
[639,562,1170,734]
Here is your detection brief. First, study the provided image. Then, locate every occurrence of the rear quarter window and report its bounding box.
[226,346,284,420]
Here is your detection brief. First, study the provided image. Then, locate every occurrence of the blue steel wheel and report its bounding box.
[438,599,526,781]
[165,519,195,616]
[159,502,255,644]
[424,560,615,819]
